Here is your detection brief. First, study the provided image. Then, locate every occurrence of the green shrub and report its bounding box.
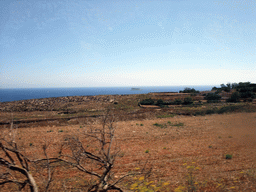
[179,87,199,93]
[227,92,240,103]
[168,121,184,127]
[235,82,255,99]
[173,122,184,127]
[218,105,239,114]
[153,123,166,128]
[156,99,164,106]
[204,93,221,103]
[140,98,154,105]
[220,83,231,92]
[183,97,193,105]
[173,99,182,105]
[240,91,255,99]
[225,154,233,159]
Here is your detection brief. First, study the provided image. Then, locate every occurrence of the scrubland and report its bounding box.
[0,92,256,191]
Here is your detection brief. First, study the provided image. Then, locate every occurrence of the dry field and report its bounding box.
[1,111,256,191]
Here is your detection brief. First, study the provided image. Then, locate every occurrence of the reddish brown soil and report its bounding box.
[1,112,255,191]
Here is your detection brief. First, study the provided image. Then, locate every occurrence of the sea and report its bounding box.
[0,86,214,103]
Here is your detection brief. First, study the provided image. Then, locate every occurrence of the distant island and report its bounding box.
[131,88,141,91]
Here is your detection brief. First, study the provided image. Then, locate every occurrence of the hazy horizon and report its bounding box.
[0,84,217,89]
[1,0,256,88]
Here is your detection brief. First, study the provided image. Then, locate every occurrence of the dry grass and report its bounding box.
[1,112,256,191]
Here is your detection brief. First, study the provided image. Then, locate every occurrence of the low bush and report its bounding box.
[183,97,193,105]
[204,93,221,103]
[140,98,154,105]
[156,99,164,106]
[173,99,182,105]
[225,154,233,159]
[227,92,240,103]
[240,91,255,99]
[153,123,166,128]
[179,87,199,93]
[217,105,240,114]
[192,104,256,115]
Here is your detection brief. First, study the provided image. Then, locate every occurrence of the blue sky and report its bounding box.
[1,0,255,88]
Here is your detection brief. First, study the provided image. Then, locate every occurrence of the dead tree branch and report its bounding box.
[0,141,38,192]
[58,111,124,191]
[0,125,56,192]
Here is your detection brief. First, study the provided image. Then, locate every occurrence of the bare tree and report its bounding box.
[57,111,148,192]
[33,141,55,192]
[0,122,38,192]
[0,112,150,192]
[0,123,54,192]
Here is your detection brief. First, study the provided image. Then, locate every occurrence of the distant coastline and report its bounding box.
[0,86,214,103]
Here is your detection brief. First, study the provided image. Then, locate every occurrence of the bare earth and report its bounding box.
[1,111,256,191]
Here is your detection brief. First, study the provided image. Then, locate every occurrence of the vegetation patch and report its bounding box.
[183,97,194,105]
[139,98,154,105]
[218,105,243,114]
[193,103,256,116]
[204,93,221,103]
[179,87,199,93]
[153,121,184,128]
[153,123,167,128]
[225,154,233,159]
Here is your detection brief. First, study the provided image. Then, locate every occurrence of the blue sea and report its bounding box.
[0,86,214,103]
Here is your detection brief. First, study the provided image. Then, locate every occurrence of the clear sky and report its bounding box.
[1,0,255,88]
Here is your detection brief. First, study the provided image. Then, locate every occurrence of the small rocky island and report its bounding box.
[131,88,141,91]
